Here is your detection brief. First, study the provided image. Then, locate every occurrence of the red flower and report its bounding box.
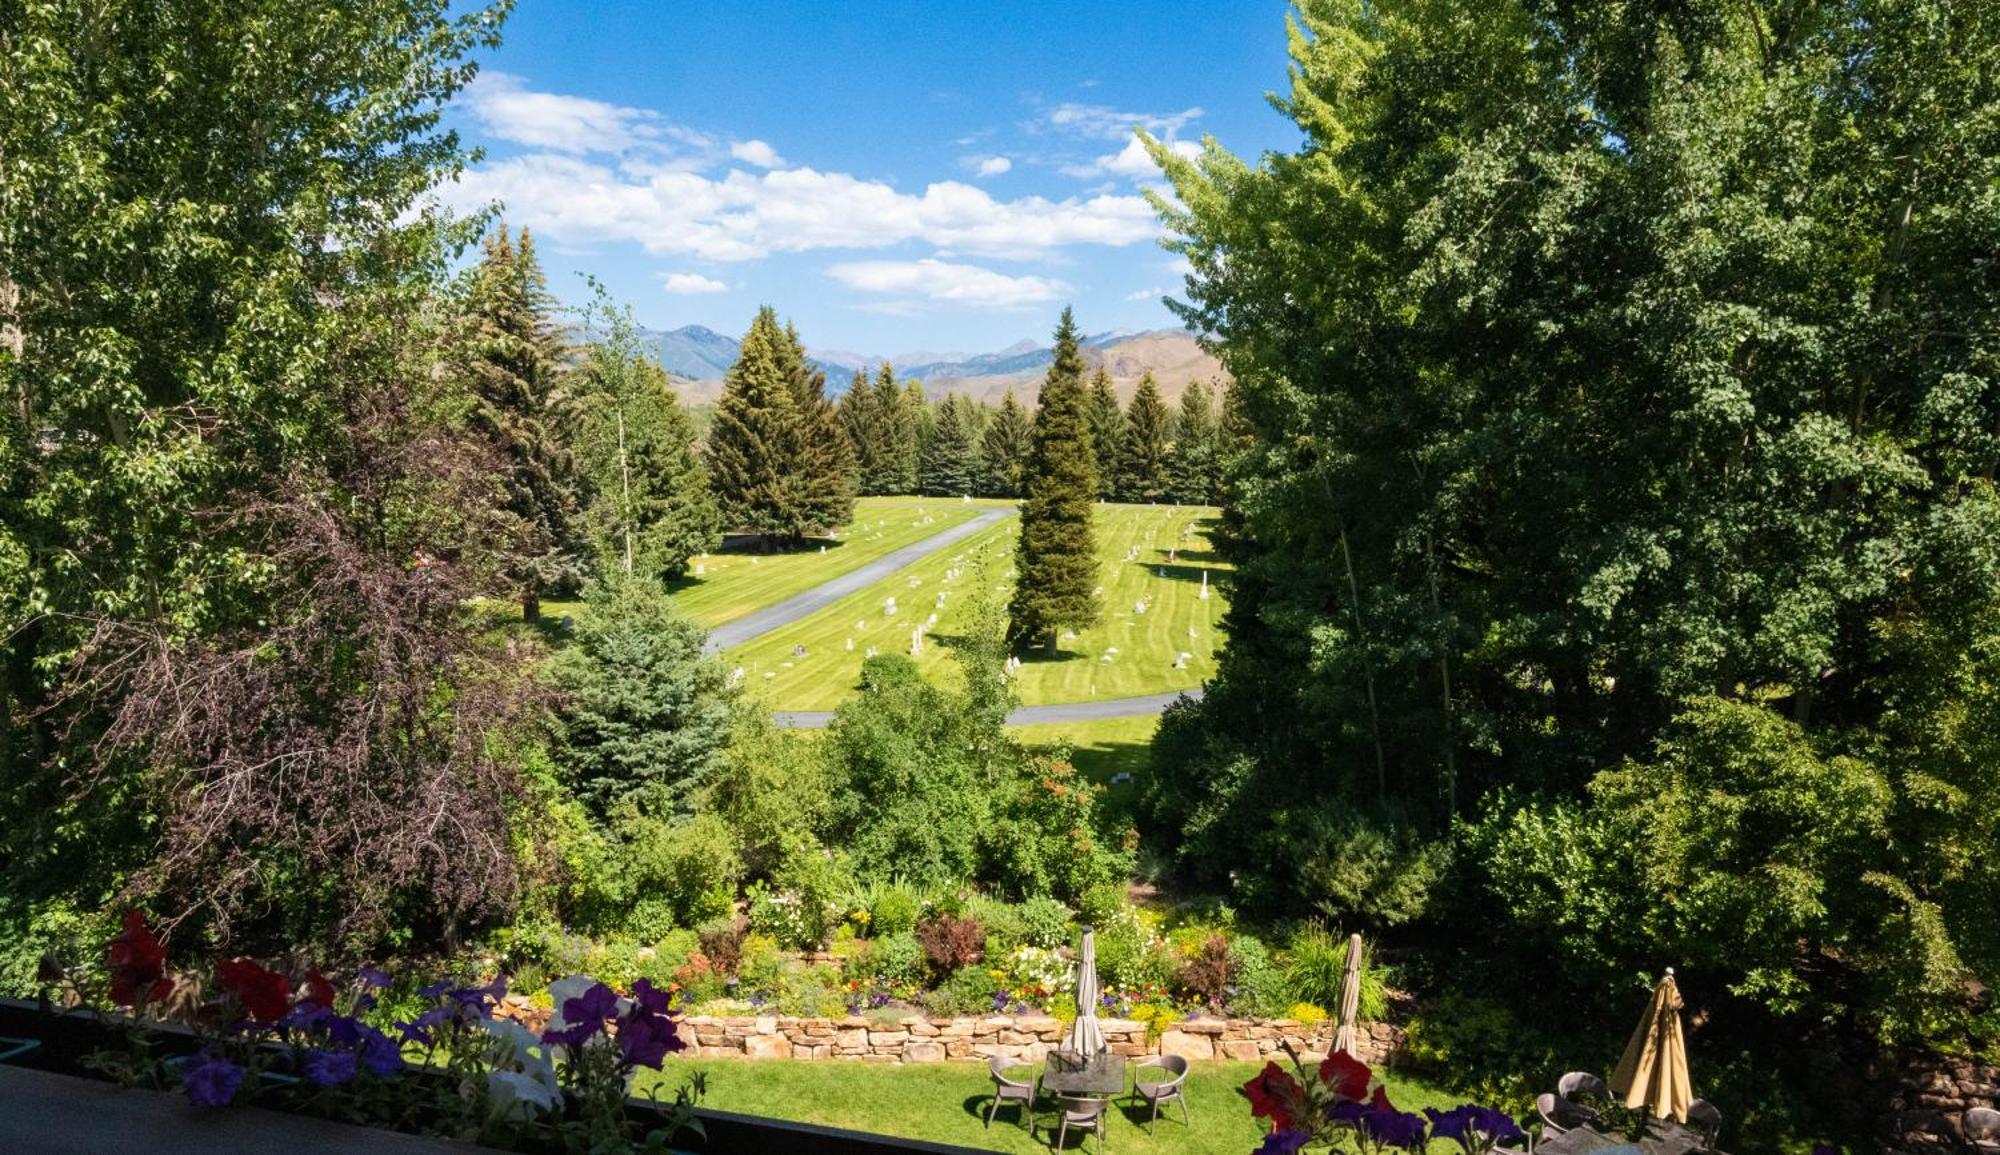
[1244,1061,1305,1132]
[216,959,291,1023]
[1319,1049,1374,1102]
[301,969,337,1009]
[106,910,172,1007]
[1370,1084,1396,1112]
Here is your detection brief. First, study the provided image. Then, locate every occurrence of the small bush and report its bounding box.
[1288,1002,1328,1024]
[653,928,701,975]
[697,918,748,976]
[1282,922,1387,1022]
[623,896,678,945]
[1017,896,1074,949]
[869,882,922,937]
[926,965,1001,1016]
[779,966,848,1017]
[916,913,986,976]
[1077,881,1127,927]
[1094,907,1170,989]
[865,932,929,988]
[1228,935,1292,1018]
[962,895,1028,953]
[1174,933,1236,1009]
[737,932,785,994]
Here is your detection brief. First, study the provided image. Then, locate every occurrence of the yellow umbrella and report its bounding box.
[1610,969,1693,1123]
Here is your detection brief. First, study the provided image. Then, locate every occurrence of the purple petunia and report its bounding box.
[616,1011,683,1070]
[357,967,391,989]
[630,977,673,1016]
[358,1028,404,1078]
[543,981,619,1047]
[183,1053,246,1109]
[1361,1107,1431,1150]
[303,1049,358,1087]
[1256,1130,1313,1155]
[1425,1104,1527,1151]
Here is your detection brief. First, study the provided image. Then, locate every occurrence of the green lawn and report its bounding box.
[668,497,994,628]
[640,1058,1462,1154]
[726,503,1229,709]
[1011,715,1162,813]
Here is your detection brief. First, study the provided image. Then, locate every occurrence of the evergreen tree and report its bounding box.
[706,309,805,540]
[1167,378,1222,504]
[1117,372,1174,504]
[574,289,722,582]
[920,394,982,496]
[1086,368,1125,501]
[776,318,856,532]
[980,389,1034,498]
[548,578,736,823]
[839,366,901,495]
[1008,308,1100,650]
[900,379,932,494]
[463,224,586,620]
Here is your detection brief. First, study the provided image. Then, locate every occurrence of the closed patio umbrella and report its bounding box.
[1610,969,1693,1123]
[1062,926,1106,1059]
[1333,932,1363,1055]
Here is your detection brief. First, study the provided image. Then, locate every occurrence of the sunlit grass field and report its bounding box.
[666,496,995,627]
[725,503,1229,709]
[639,1058,1461,1155]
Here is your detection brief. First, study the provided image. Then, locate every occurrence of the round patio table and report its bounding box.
[1040,1051,1128,1098]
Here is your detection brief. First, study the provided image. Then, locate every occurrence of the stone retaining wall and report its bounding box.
[1882,1053,1999,1151]
[677,1012,1403,1067]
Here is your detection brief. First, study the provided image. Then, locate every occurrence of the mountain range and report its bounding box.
[637,324,1226,408]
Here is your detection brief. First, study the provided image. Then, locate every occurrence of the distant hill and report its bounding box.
[642,325,1225,408]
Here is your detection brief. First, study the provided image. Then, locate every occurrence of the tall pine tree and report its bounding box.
[706,309,805,541]
[775,318,855,532]
[574,288,722,581]
[1117,372,1174,504]
[1086,368,1125,501]
[920,394,981,496]
[1008,308,1099,651]
[1167,378,1221,505]
[463,224,586,620]
[900,379,932,495]
[840,366,903,495]
[980,389,1034,498]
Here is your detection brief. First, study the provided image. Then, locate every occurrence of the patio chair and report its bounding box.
[1683,1098,1723,1148]
[1536,1092,1571,1137]
[986,1056,1039,1130]
[1128,1054,1190,1133]
[1966,1106,2000,1151]
[1052,1093,1108,1154]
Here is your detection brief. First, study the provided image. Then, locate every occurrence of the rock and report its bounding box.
[743,1035,792,1059]
[1160,1030,1215,1061]
[909,1021,940,1037]
[868,1030,910,1047]
[905,1041,946,1063]
[1221,1040,1263,1062]
[836,1028,868,1049]
[1180,1016,1228,1035]
[938,1020,977,1037]
[754,1016,778,1035]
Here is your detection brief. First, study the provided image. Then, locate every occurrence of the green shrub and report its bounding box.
[623,897,678,946]
[1283,923,1387,1022]
[779,966,849,1017]
[1094,907,1170,989]
[962,895,1028,953]
[1077,882,1127,928]
[612,810,743,929]
[927,965,1001,1016]
[652,928,701,974]
[737,932,785,994]
[863,932,928,988]
[1228,935,1292,1018]
[1017,896,1074,949]
[868,881,922,937]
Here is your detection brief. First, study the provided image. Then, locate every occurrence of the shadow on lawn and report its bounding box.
[1141,561,1224,586]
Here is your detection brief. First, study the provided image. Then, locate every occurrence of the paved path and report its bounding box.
[771,687,1203,729]
[702,508,1015,654]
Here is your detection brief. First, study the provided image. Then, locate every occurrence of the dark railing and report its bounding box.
[0,999,994,1155]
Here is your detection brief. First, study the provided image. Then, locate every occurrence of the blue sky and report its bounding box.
[441,0,1300,355]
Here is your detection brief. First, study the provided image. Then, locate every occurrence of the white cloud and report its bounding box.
[971,155,1012,177]
[730,139,784,168]
[1046,102,1203,141]
[1076,137,1202,180]
[661,272,729,294]
[446,155,1160,261]
[1125,286,1166,302]
[825,259,1070,309]
[465,72,712,156]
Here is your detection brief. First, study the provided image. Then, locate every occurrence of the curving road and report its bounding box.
[770,687,1204,730]
[702,508,1016,654]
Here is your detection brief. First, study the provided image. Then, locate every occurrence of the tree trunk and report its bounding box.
[522,593,540,622]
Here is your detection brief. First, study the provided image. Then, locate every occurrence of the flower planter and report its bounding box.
[0,999,991,1154]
